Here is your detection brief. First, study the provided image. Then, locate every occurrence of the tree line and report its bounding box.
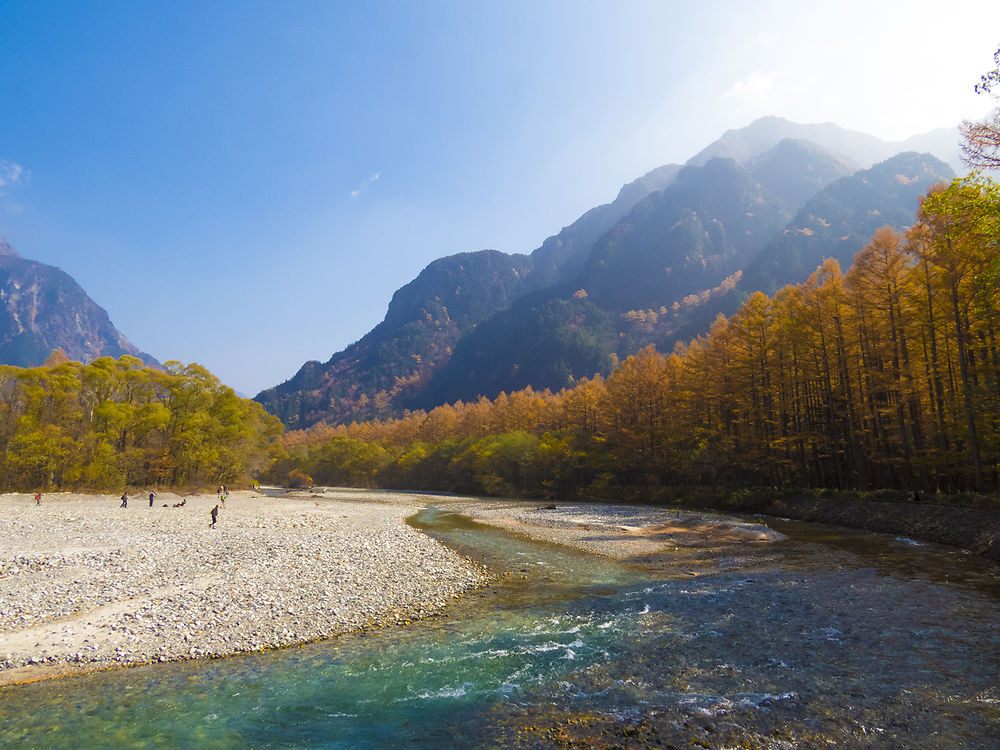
[0,355,283,491]
[267,176,1000,498]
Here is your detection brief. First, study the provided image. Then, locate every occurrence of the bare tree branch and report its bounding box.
[960,112,1000,170]
[961,48,1000,171]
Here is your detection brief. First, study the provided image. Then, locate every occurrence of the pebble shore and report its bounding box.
[0,489,487,685]
[449,499,785,559]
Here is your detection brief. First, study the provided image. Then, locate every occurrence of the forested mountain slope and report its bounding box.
[740,152,955,296]
[257,118,961,428]
[255,165,681,427]
[412,142,867,408]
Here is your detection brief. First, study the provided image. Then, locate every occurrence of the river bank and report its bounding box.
[0,489,486,686]
[661,491,1000,562]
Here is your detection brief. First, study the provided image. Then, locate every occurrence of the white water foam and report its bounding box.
[410,682,476,700]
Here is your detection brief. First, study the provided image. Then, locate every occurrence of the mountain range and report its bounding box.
[0,116,959,421]
[0,238,157,368]
[255,117,958,428]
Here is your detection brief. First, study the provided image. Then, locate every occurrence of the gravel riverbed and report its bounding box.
[0,489,487,685]
[449,499,785,559]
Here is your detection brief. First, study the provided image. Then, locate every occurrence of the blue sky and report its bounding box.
[1,1,998,395]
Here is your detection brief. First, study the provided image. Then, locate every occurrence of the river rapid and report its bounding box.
[1,499,998,749]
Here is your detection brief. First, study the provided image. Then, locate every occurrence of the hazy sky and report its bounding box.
[1,1,998,395]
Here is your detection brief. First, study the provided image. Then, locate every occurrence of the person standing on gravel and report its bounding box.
[34,492,41,505]
[120,492,128,508]
[210,505,219,528]
[149,491,155,508]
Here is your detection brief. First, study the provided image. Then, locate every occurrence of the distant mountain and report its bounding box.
[662,151,956,347]
[530,163,683,284]
[578,149,815,313]
[688,115,963,174]
[257,249,538,426]
[411,142,856,407]
[746,138,857,214]
[256,165,681,427]
[739,152,955,296]
[257,117,963,428]
[415,291,619,407]
[0,238,159,368]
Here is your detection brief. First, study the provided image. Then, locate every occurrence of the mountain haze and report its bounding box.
[740,151,955,296]
[688,115,962,173]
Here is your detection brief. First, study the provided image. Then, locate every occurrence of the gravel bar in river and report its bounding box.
[449,499,785,559]
[0,489,487,686]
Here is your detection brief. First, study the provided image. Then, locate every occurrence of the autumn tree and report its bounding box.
[0,356,282,491]
[916,177,1000,488]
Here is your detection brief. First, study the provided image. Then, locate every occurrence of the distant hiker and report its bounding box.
[220,492,226,508]
[149,492,155,508]
[120,492,128,508]
[34,492,41,506]
[210,505,219,528]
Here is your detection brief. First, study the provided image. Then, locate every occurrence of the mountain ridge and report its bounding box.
[688,115,961,173]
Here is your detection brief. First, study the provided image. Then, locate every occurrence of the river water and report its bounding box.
[1,501,998,748]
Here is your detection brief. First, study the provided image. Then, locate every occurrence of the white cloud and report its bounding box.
[0,160,25,194]
[349,171,381,198]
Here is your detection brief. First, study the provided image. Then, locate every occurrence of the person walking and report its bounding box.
[210,505,219,528]
[34,492,41,505]
[120,492,128,508]
[149,491,155,508]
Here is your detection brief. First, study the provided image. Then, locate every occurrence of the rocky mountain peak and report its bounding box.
[0,240,160,368]
[0,237,21,259]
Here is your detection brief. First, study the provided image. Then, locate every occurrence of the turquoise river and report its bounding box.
[1,500,998,748]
